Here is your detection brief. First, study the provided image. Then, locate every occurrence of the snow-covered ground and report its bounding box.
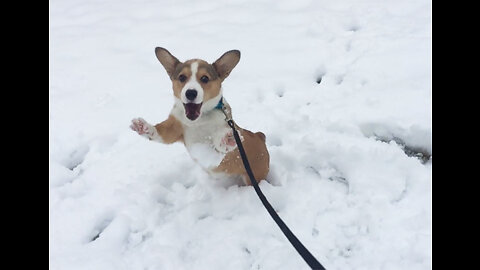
[50,0,432,269]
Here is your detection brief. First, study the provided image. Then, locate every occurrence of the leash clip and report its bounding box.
[221,103,232,122]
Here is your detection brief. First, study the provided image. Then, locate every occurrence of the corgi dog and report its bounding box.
[130,48,269,185]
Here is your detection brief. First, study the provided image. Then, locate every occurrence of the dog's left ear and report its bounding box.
[213,50,241,81]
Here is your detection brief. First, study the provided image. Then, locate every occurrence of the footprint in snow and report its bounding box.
[65,145,90,171]
[315,67,326,84]
[88,215,114,243]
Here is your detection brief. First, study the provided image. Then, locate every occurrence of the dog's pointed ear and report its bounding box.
[155,47,181,78]
[213,50,240,81]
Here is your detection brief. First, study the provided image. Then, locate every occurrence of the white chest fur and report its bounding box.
[172,104,233,170]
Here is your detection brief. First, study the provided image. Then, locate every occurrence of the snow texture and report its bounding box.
[50,0,432,269]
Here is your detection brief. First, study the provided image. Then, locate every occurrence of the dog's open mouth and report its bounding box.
[183,103,202,121]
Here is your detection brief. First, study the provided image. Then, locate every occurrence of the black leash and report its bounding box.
[222,106,326,270]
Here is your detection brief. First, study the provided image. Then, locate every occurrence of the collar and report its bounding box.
[214,97,224,110]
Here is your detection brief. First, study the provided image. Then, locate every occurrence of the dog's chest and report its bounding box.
[182,111,231,169]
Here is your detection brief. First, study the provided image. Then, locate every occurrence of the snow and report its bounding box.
[50,0,432,269]
[188,143,225,169]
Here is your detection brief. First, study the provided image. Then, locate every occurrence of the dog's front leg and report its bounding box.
[130,117,163,142]
[130,115,183,144]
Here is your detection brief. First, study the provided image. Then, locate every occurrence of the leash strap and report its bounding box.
[225,118,326,270]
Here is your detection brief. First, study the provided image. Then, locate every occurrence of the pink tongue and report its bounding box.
[184,103,202,120]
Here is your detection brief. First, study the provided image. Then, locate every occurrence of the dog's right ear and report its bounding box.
[155,47,181,79]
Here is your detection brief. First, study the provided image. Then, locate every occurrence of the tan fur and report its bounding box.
[214,127,270,184]
[154,114,184,144]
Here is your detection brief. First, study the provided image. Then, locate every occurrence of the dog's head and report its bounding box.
[155,47,240,122]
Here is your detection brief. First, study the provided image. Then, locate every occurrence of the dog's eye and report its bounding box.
[178,74,187,82]
[200,76,209,83]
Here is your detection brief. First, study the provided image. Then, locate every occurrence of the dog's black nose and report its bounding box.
[185,89,197,101]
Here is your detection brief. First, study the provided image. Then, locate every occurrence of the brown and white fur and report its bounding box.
[130,47,269,185]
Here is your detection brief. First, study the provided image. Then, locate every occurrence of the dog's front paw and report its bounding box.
[130,118,155,137]
[218,130,243,153]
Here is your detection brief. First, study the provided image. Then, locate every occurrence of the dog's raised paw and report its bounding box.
[218,130,243,153]
[130,118,154,136]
